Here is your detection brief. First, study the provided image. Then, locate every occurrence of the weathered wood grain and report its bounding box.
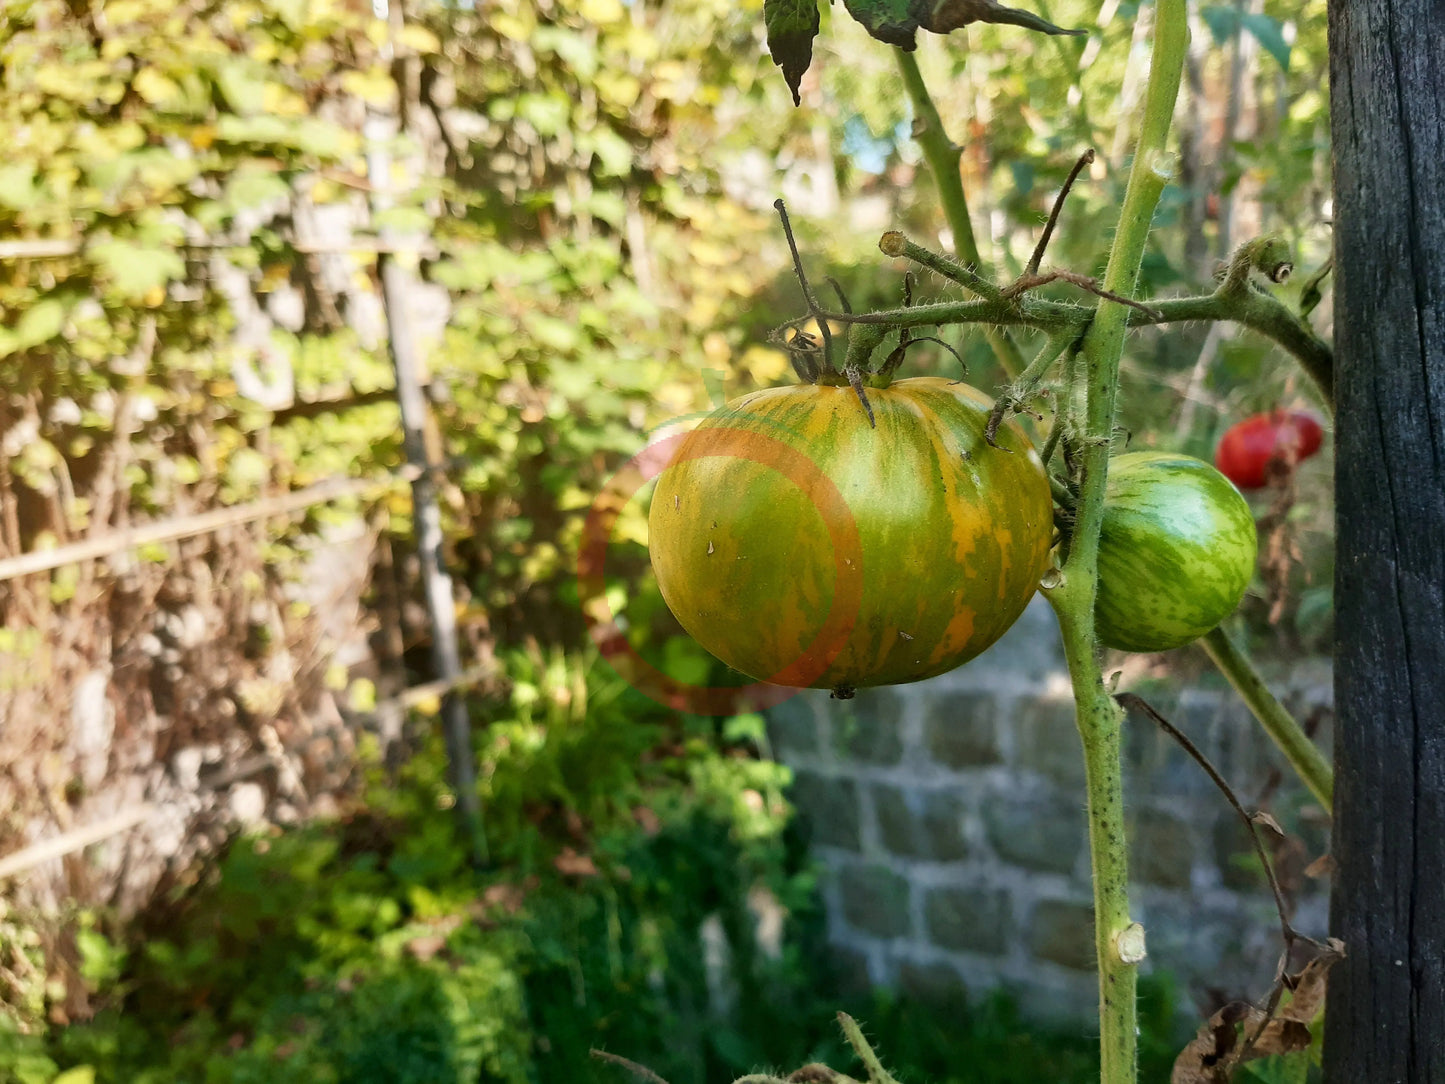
[1326,0,1445,1078]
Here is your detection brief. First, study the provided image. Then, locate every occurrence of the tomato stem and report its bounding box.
[1199,625,1335,810]
[1041,0,1188,1081]
[894,48,1027,380]
[985,332,1078,447]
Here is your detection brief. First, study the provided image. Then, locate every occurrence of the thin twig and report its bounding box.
[1024,149,1096,277]
[775,199,836,373]
[909,336,967,374]
[590,1050,673,1084]
[826,276,853,314]
[1116,693,1293,941]
[1004,269,1165,320]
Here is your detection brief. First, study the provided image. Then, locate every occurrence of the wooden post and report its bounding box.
[1325,2,1444,1078]
[367,6,487,866]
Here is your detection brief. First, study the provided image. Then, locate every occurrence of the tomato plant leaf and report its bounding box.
[1240,12,1291,71]
[840,0,928,49]
[764,0,821,104]
[1199,4,1240,45]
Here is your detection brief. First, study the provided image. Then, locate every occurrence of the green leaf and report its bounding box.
[90,240,185,299]
[1009,160,1036,197]
[764,0,821,104]
[216,114,294,145]
[215,59,268,115]
[222,166,291,212]
[1199,5,1240,44]
[0,163,38,210]
[1240,13,1291,71]
[840,0,927,49]
[722,713,767,744]
[13,298,67,351]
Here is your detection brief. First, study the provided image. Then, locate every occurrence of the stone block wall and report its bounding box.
[766,599,1333,1021]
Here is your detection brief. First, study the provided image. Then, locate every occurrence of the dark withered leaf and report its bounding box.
[1303,851,1336,878]
[1251,810,1286,837]
[841,0,928,49]
[923,0,1084,35]
[839,0,1080,53]
[1250,1018,1314,1057]
[1172,1001,1260,1084]
[765,0,822,105]
[1279,937,1345,1023]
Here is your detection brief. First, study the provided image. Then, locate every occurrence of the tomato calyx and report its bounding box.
[771,202,973,428]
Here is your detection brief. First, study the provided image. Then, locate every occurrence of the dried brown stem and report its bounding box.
[1004,269,1164,320]
[775,198,836,374]
[1116,693,1293,941]
[1025,148,1096,277]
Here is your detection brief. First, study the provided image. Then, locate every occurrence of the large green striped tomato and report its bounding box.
[647,377,1054,695]
[1095,451,1257,652]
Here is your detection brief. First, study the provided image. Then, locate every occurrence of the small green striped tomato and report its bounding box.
[647,377,1054,695]
[1095,451,1258,652]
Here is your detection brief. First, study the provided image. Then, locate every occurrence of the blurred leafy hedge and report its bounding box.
[3,648,1186,1084]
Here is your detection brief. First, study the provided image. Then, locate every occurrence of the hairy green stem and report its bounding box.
[895,49,1028,379]
[815,258,1334,401]
[987,332,1078,442]
[839,1013,899,1084]
[1129,289,1335,409]
[881,232,1001,299]
[1040,0,1187,1081]
[1200,626,1334,810]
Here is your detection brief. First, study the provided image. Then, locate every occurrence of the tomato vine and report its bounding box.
[745,0,1339,1079]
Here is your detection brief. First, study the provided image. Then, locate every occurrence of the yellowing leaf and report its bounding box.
[103,0,151,24]
[740,345,790,384]
[490,11,535,40]
[262,83,309,117]
[340,68,397,106]
[1,298,67,355]
[90,240,185,300]
[0,163,37,210]
[216,61,267,115]
[132,67,181,106]
[399,24,441,53]
[579,0,624,22]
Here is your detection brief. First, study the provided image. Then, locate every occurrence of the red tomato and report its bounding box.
[1213,409,1325,489]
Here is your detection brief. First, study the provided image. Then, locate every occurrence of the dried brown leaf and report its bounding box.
[1249,1018,1313,1057]
[553,846,599,878]
[405,934,447,962]
[1303,852,1337,879]
[1250,810,1286,838]
[481,882,528,913]
[1279,937,1345,1023]
[1172,1001,1262,1084]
